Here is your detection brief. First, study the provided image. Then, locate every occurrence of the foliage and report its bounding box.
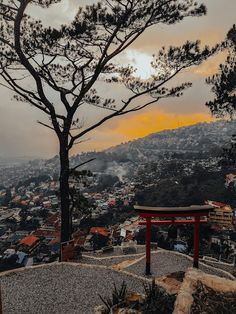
[94,174,120,192]
[16,175,51,190]
[135,167,236,207]
[206,25,236,118]
[218,136,236,168]
[98,279,176,314]
[90,233,109,250]
[142,279,176,314]
[191,281,236,314]
[70,190,91,217]
[136,226,159,244]
[206,22,236,167]
[1,188,11,206]
[0,0,217,241]
[99,281,127,314]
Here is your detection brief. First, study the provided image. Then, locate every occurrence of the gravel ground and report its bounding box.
[0,264,146,314]
[0,251,233,314]
[84,245,146,257]
[125,251,233,279]
[79,255,143,267]
[202,260,235,274]
[80,250,234,279]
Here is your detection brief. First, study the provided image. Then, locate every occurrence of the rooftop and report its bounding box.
[19,235,40,247]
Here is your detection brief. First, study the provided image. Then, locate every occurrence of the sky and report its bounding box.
[1,0,236,158]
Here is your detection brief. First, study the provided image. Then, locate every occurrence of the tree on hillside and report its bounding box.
[0,0,216,242]
[206,25,236,119]
[2,188,12,206]
[206,25,236,165]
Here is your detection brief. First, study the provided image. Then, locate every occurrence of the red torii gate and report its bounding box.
[134,205,213,275]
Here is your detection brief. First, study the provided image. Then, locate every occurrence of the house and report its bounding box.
[90,227,110,237]
[7,230,29,245]
[0,249,28,271]
[207,201,233,228]
[89,227,110,250]
[19,235,40,252]
[225,173,236,187]
[42,201,51,209]
[48,237,60,254]
[45,213,60,228]
[32,229,60,241]
[173,240,188,253]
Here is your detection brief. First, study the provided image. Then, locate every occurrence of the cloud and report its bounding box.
[193,51,227,78]
[1,0,236,158]
[28,0,94,27]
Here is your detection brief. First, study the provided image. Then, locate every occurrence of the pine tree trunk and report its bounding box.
[59,143,71,243]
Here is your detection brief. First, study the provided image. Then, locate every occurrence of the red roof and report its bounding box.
[90,227,109,237]
[211,201,228,208]
[46,213,60,226]
[20,235,40,247]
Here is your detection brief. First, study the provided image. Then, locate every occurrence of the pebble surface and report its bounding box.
[0,250,233,314]
[79,255,142,267]
[125,251,234,279]
[0,264,145,314]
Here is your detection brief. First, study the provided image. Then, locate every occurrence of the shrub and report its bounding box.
[142,279,176,314]
[99,281,127,313]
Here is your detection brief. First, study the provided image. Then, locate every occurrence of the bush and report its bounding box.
[98,279,176,314]
[99,281,127,314]
[141,279,176,314]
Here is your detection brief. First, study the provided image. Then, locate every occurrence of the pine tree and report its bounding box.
[0,0,216,242]
[206,24,236,118]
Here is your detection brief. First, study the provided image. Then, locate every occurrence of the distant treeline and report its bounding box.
[135,166,236,208]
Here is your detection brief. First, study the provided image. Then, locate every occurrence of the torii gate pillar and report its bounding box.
[134,205,213,276]
[145,217,151,275]
[193,215,200,268]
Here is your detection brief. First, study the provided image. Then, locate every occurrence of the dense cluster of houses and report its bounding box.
[0,175,137,270]
[1,170,236,271]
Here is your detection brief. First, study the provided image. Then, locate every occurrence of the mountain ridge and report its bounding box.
[99,119,236,158]
[69,119,236,176]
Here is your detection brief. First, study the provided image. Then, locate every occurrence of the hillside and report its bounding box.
[106,120,236,158]
[72,120,236,170]
[2,120,236,187]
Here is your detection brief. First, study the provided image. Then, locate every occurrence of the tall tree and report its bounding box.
[206,25,236,165]
[0,0,215,242]
[206,25,236,118]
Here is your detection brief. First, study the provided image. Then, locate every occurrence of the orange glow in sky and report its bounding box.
[74,110,215,153]
[113,110,215,139]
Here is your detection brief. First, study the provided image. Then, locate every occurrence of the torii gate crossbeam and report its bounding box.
[134,205,213,275]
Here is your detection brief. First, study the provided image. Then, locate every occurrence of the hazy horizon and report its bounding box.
[0,118,228,161]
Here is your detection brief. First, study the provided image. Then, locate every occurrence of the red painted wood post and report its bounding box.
[146,217,151,275]
[193,215,200,268]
